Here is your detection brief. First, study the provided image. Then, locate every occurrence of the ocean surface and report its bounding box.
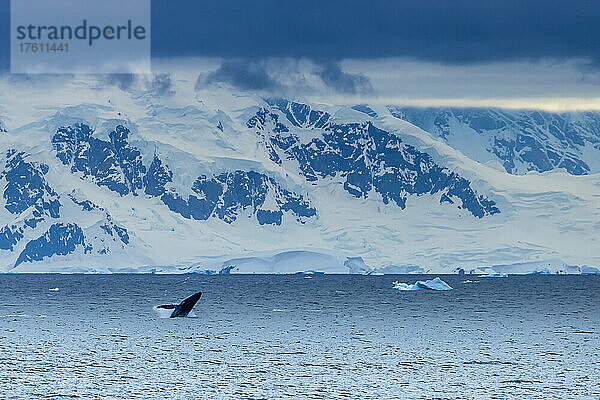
[0,274,598,399]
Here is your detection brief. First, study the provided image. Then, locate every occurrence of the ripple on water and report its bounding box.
[0,274,598,399]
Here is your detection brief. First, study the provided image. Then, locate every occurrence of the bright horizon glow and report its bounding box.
[308,95,600,112]
[158,57,600,112]
[3,56,600,113]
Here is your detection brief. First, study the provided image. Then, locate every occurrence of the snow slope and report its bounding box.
[387,107,600,175]
[0,74,598,273]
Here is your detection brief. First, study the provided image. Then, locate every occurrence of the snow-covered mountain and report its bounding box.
[0,75,597,273]
[387,107,600,175]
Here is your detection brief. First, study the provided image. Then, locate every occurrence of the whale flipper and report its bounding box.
[157,291,202,318]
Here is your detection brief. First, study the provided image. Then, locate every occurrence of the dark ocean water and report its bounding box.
[0,274,598,399]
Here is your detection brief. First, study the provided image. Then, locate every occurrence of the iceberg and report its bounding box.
[479,273,509,278]
[477,259,578,275]
[344,257,371,274]
[189,250,347,274]
[393,277,453,291]
[190,269,217,275]
[581,265,600,275]
[296,270,325,275]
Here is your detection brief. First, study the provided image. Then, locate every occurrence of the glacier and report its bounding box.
[0,73,598,273]
[475,259,581,275]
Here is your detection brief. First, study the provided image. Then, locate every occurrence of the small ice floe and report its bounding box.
[49,288,59,292]
[296,270,325,275]
[462,280,478,284]
[0,314,46,318]
[393,277,452,291]
[479,273,509,278]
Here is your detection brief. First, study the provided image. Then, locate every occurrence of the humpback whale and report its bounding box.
[157,291,202,318]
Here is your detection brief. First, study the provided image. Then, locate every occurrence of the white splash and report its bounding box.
[153,306,196,319]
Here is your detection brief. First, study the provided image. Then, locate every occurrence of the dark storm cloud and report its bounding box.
[148,0,600,64]
[197,59,373,94]
[150,73,175,96]
[317,63,372,94]
[200,60,281,91]
[101,73,174,96]
[105,74,136,90]
[0,0,598,71]
[0,0,8,71]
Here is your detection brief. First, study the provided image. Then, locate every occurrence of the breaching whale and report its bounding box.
[156,291,202,318]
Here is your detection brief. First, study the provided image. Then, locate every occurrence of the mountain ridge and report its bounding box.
[387,106,600,176]
[0,81,597,273]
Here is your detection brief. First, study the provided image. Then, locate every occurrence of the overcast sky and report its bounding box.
[1,0,599,109]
